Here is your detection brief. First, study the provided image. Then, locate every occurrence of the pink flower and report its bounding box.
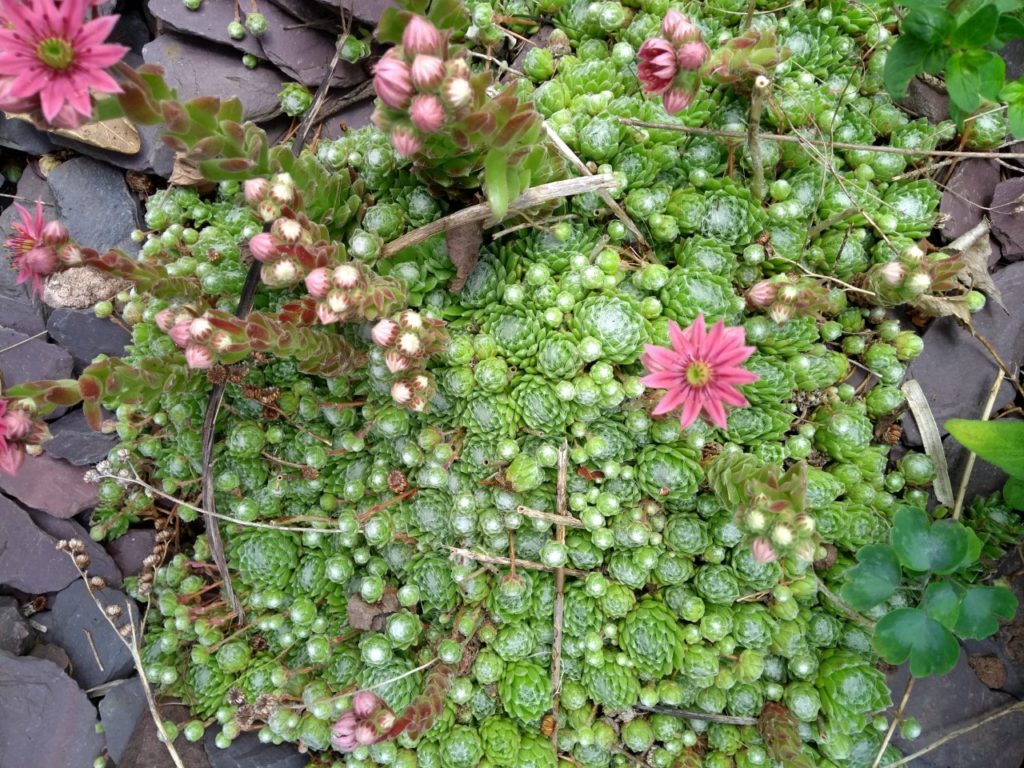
[41,219,69,246]
[248,232,277,262]
[677,40,709,71]
[3,201,66,297]
[410,93,445,133]
[304,267,330,298]
[331,712,358,752]
[15,246,57,296]
[5,201,46,254]
[746,279,777,308]
[662,85,697,115]
[353,691,379,718]
[402,16,443,56]
[636,38,678,94]
[391,127,422,157]
[154,308,177,333]
[374,51,413,109]
[751,537,777,564]
[371,318,399,347]
[0,439,24,475]
[640,314,758,430]
[184,343,213,369]
[411,54,445,90]
[879,261,905,284]
[661,9,699,46]
[0,0,128,128]
[2,407,33,441]
[168,321,191,348]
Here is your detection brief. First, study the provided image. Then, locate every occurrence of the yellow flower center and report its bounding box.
[35,37,75,71]
[685,360,711,387]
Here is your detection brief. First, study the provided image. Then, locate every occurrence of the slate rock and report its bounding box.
[0,452,98,520]
[266,0,336,27]
[0,293,46,335]
[105,529,157,577]
[47,308,132,372]
[45,408,119,466]
[0,326,73,387]
[0,164,55,304]
[99,677,148,765]
[0,596,34,655]
[0,494,87,593]
[35,580,139,690]
[938,159,1001,241]
[0,653,105,768]
[904,262,1024,445]
[47,157,141,256]
[30,642,72,671]
[0,114,55,155]
[120,700,212,768]
[143,34,284,122]
[888,651,1024,768]
[311,0,397,25]
[27,507,123,588]
[1004,39,1024,83]
[320,97,376,139]
[990,177,1024,261]
[899,76,950,123]
[204,729,309,768]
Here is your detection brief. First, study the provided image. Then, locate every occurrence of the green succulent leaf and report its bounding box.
[950,4,999,48]
[1003,477,1024,510]
[922,581,963,630]
[946,419,1024,478]
[485,149,511,221]
[840,544,902,611]
[890,506,970,574]
[873,608,959,677]
[954,585,1018,640]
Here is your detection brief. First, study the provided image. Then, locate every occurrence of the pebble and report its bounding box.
[0,596,34,655]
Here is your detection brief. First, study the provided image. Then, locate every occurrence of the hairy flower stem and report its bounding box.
[747,77,769,202]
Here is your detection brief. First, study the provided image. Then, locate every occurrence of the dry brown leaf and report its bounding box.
[447,219,485,293]
[912,293,973,324]
[345,592,400,631]
[945,219,1004,310]
[168,152,214,190]
[4,111,140,154]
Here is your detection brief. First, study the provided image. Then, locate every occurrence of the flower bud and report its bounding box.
[327,289,351,315]
[353,691,379,718]
[907,271,932,295]
[411,54,446,90]
[249,232,277,262]
[154,308,177,333]
[209,331,235,352]
[410,374,431,392]
[257,200,279,223]
[333,263,362,289]
[372,319,399,347]
[374,52,414,109]
[272,217,303,243]
[661,9,699,46]
[266,257,300,287]
[769,303,793,324]
[402,16,443,56]
[746,280,777,308]
[304,267,331,298]
[41,220,69,246]
[751,537,777,564]
[391,381,413,404]
[189,316,213,342]
[184,343,213,369]
[316,302,340,325]
[168,321,192,348]
[391,128,422,157]
[398,332,421,356]
[410,94,446,133]
[879,261,905,285]
[770,523,794,547]
[269,173,295,206]
[407,396,427,412]
[2,408,33,440]
[384,349,410,372]
[354,723,377,746]
[443,76,473,110]
[662,85,696,114]
[676,40,709,71]
[399,310,423,329]
[795,514,816,534]
[57,242,83,266]
[243,177,269,204]
[745,509,767,532]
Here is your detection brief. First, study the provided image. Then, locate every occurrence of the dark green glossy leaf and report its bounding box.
[890,506,969,574]
[946,51,982,113]
[904,6,956,41]
[922,581,963,630]
[995,14,1024,46]
[975,50,1006,102]
[884,35,932,98]
[950,4,1000,47]
[873,608,960,677]
[840,544,903,611]
[1004,477,1024,510]
[954,586,1019,639]
[946,419,1024,478]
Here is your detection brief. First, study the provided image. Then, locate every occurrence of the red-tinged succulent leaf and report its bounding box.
[218,98,244,123]
[82,400,102,431]
[160,101,190,133]
[221,121,246,147]
[758,703,814,768]
[191,135,225,161]
[185,96,220,130]
[78,376,101,401]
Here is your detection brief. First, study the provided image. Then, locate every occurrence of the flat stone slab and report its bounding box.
[939,159,1001,241]
[99,676,147,765]
[205,730,309,768]
[47,156,140,256]
[991,177,1024,261]
[143,33,285,122]
[105,529,157,577]
[0,653,105,768]
[46,308,132,373]
[120,700,212,768]
[45,408,119,466]
[0,326,73,388]
[0,494,87,594]
[27,508,123,588]
[0,452,98,519]
[0,596,34,655]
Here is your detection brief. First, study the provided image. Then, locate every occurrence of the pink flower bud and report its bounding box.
[189,316,213,342]
[746,280,777,308]
[155,308,177,333]
[391,128,422,158]
[332,712,357,742]
[249,232,277,262]
[305,267,331,298]
[402,16,443,56]
[327,289,351,315]
[57,242,83,266]
[398,332,421,357]
[374,52,413,109]
[168,321,191,348]
[209,331,235,352]
[662,86,696,115]
[636,38,678,95]
[22,246,57,277]
[316,302,340,325]
[243,177,269,204]
[751,537,777,564]
[2,409,33,440]
[676,40,709,71]
[408,396,426,412]
[392,381,413,404]
[272,217,303,243]
[331,733,357,753]
[769,303,792,324]
[372,319,399,347]
[385,350,410,373]
[410,94,446,133]
[185,343,213,369]
[661,10,699,46]
[879,261,906,285]
[411,54,446,90]
[399,310,423,329]
[353,691,379,718]
[443,76,472,110]
[354,723,377,746]
[333,264,362,289]
[41,220,68,246]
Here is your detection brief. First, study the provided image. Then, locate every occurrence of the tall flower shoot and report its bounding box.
[636,10,709,114]
[0,0,129,129]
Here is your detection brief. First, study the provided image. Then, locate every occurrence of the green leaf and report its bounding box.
[946,51,982,112]
[946,419,1024,478]
[1003,477,1024,510]
[873,608,960,677]
[994,13,1024,44]
[840,544,903,611]
[884,35,932,98]
[484,149,510,220]
[950,4,1000,47]
[922,581,963,630]
[974,50,1006,102]
[957,528,983,571]
[903,6,956,41]
[890,506,970,574]
[954,585,1019,639]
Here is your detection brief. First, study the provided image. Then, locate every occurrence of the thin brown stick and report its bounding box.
[447,546,587,578]
[635,704,758,726]
[959,322,1024,401]
[83,629,105,672]
[952,370,1005,520]
[516,505,586,529]
[881,701,1024,768]
[747,77,768,202]
[380,174,620,258]
[549,442,569,747]
[872,677,915,768]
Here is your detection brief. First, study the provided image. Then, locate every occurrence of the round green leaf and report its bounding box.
[840,544,903,612]
[1002,477,1024,511]
[954,586,1018,640]
[873,608,960,678]
[922,581,963,630]
[890,506,969,574]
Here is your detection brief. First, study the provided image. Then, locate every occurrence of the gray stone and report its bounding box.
[47,308,132,373]
[0,494,85,593]
[99,677,148,765]
[46,408,119,466]
[26,508,122,588]
[888,651,1024,768]
[105,529,157,577]
[899,76,950,123]
[266,0,337,27]
[320,97,376,139]
[0,293,46,335]
[0,653,105,768]
[938,160,1001,241]
[143,34,285,122]
[0,114,55,155]
[30,642,72,672]
[904,263,1024,445]
[120,700,212,768]
[35,580,139,690]
[0,326,73,387]
[1003,39,1024,83]
[47,157,141,256]
[0,164,55,304]
[990,177,1024,261]
[313,0,397,26]
[0,452,98,520]
[204,730,309,768]
[0,596,34,655]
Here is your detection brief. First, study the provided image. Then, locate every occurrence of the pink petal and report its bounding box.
[650,385,691,416]
[678,396,701,429]
[640,371,684,389]
[703,397,728,429]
